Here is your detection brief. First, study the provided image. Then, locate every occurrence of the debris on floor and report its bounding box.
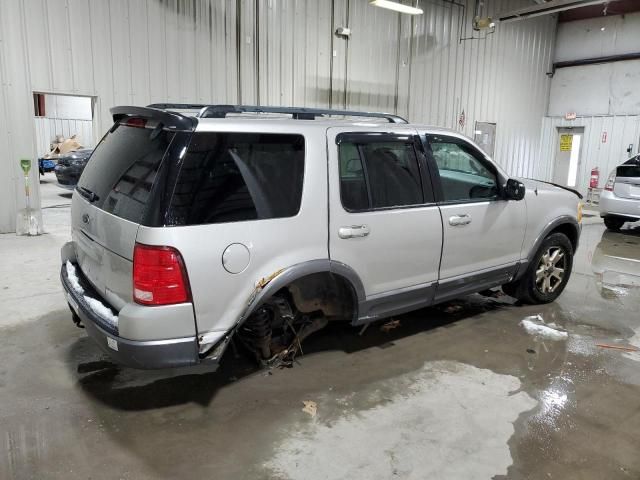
[380,319,401,333]
[478,289,505,298]
[596,343,639,352]
[302,400,317,417]
[520,315,568,341]
[443,304,464,314]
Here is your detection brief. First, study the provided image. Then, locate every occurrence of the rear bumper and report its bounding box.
[599,191,640,220]
[60,262,200,369]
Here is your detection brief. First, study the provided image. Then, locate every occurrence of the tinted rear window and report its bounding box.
[77,124,175,223]
[338,138,424,211]
[617,165,640,178]
[166,133,305,226]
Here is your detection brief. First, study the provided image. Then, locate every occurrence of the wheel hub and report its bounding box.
[536,246,566,294]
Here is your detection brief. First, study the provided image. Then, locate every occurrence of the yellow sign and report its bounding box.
[560,134,573,151]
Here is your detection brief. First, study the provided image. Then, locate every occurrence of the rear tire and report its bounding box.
[502,232,573,304]
[604,216,625,231]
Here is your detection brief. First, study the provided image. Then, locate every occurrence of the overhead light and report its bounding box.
[600,26,606,31]
[369,0,424,15]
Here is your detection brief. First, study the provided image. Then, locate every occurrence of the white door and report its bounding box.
[427,134,527,281]
[327,127,443,298]
[553,128,583,188]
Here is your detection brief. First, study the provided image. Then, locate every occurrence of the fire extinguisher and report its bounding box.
[590,167,600,189]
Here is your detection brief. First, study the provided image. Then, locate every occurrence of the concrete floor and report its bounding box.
[2,176,640,479]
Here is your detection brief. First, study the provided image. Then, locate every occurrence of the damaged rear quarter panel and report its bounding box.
[135,123,329,339]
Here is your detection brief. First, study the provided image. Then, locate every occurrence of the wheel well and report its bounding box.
[278,272,357,322]
[549,223,579,252]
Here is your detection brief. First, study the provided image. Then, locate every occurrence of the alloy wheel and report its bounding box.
[535,246,566,294]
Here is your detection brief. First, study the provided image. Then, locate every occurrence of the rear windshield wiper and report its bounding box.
[76,186,100,203]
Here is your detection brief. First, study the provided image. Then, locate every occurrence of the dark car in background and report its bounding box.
[54,149,93,189]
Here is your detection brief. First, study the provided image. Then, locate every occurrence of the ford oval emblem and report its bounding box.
[82,213,90,224]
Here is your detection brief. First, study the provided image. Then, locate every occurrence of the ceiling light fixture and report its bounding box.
[369,0,424,15]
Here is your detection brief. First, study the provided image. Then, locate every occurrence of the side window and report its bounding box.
[429,135,499,202]
[168,133,305,226]
[339,137,424,211]
[339,143,369,211]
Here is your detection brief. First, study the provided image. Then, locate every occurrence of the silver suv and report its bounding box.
[60,104,583,369]
[600,155,640,231]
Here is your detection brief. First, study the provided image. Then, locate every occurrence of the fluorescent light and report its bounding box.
[370,0,423,15]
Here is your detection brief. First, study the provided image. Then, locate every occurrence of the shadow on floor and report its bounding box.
[69,294,515,412]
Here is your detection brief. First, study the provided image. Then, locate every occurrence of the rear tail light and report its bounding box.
[604,171,616,191]
[133,244,191,305]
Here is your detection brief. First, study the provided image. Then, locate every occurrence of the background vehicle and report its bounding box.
[54,149,93,189]
[60,104,582,370]
[38,158,56,175]
[600,155,640,231]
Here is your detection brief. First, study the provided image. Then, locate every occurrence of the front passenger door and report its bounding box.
[426,134,526,289]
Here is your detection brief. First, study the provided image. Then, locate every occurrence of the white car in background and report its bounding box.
[600,155,640,231]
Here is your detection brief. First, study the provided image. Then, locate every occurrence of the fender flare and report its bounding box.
[239,259,365,323]
[515,216,581,280]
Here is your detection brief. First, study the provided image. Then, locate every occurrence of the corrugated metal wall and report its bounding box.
[34,118,94,158]
[538,115,640,196]
[0,0,556,232]
[407,0,556,177]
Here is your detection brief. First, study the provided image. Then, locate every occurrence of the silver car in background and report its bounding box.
[600,155,640,231]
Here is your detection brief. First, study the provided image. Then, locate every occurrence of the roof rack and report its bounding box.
[146,103,408,124]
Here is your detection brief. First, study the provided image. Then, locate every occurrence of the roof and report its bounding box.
[110,103,463,137]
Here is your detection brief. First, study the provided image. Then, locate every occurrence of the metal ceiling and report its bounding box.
[558,0,640,22]
[499,0,630,22]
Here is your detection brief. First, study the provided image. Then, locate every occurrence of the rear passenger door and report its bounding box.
[425,133,526,296]
[328,128,443,320]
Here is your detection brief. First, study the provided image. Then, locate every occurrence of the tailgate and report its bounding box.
[614,165,640,200]
[70,116,192,310]
[72,195,138,309]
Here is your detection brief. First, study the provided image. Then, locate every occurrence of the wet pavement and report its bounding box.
[2,181,640,479]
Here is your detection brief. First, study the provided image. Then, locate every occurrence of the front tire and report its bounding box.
[604,216,625,231]
[503,232,573,304]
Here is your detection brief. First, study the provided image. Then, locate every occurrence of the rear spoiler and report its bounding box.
[110,106,197,131]
[529,179,583,200]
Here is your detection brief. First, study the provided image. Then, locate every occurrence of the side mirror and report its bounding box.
[504,178,526,201]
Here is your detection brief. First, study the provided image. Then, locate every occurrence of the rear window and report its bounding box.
[617,165,640,178]
[77,123,175,223]
[338,137,424,211]
[166,133,305,226]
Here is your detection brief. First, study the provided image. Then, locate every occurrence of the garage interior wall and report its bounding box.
[538,115,640,196]
[0,0,555,233]
[539,11,640,194]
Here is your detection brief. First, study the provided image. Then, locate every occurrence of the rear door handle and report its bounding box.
[449,214,472,226]
[338,225,370,239]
